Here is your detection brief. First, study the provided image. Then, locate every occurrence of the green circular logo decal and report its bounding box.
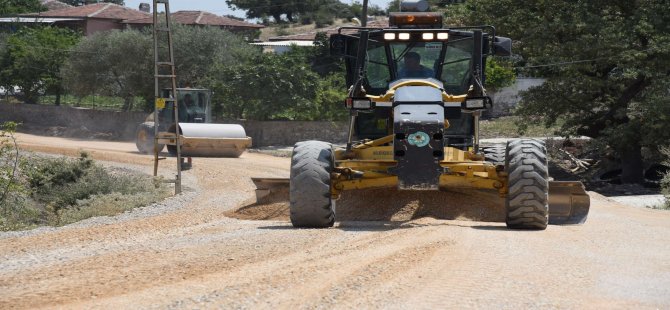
[408,131,430,147]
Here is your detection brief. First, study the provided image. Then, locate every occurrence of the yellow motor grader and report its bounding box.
[253,1,590,229]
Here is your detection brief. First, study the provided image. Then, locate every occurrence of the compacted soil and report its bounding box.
[1,133,669,309]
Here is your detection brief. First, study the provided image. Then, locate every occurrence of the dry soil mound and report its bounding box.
[227,188,506,223]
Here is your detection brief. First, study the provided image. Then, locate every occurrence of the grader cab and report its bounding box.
[253,1,590,229]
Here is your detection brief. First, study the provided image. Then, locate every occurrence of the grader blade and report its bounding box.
[548,181,591,225]
[251,177,289,203]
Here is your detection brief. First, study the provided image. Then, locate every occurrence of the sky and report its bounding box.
[124,0,393,19]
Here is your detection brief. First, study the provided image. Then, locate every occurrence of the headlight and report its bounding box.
[353,99,372,109]
[437,32,449,40]
[398,33,411,40]
[465,98,485,109]
[422,33,434,40]
[384,33,396,40]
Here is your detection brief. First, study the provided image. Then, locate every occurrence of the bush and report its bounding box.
[1,149,169,231]
[662,147,670,209]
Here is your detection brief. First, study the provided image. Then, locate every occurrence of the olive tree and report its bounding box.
[462,0,670,183]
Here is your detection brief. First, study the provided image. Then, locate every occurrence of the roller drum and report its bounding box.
[167,123,252,157]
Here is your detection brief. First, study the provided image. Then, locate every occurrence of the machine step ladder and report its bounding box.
[152,0,182,194]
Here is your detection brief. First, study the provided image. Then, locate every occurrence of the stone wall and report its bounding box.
[0,103,147,140]
[489,78,545,117]
[1,77,543,147]
[0,103,349,147]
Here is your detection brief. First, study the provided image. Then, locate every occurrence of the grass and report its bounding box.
[479,116,564,139]
[1,94,146,112]
[38,95,146,112]
[0,151,170,231]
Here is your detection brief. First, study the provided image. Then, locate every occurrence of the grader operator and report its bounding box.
[253,0,590,229]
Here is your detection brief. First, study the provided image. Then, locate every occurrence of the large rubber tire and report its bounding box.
[289,141,335,228]
[135,122,164,154]
[481,143,506,166]
[505,139,549,230]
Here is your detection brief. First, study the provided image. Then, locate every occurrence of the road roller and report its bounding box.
[135,88,251,157]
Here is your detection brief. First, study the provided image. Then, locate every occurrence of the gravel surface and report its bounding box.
[1,133,669,309]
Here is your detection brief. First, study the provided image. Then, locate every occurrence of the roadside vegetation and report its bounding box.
[2,0,669,188]
[661,147,670,209]
[479,116,563,139]
[0,122,169,231]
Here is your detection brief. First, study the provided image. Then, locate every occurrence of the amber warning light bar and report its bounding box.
[389,12,443,28]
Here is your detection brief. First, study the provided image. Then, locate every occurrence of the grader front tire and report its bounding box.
[505,139,549,230]
[289,141,335,228]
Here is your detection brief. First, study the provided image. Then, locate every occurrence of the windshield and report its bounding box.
[350,34,475,95]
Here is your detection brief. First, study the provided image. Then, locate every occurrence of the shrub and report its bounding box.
[1,150,169,230]
[661,147,670,209]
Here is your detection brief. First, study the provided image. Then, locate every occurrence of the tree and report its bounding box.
[226,0,309,23]
[462,0,670,183]
[0,27,79,104]
[171,24,257,88]
[60,0,124,6]
[211,51,320,120]
[62,29,152,111]
[63,25,257,111]
[0,0,45,15]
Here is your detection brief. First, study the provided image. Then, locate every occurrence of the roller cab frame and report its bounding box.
[137,88,252,157]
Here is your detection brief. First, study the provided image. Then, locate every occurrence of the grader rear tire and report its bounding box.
[505,139,549,230]
[481,143,506,166]
[289,141,335,228]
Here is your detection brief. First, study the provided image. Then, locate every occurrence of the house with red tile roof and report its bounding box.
[0,3,150,36]
[123,10,264,33]
[268,19,388,42]
[1,4,262,37]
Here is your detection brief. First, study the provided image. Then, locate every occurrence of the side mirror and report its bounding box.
[330,34,346,57]
[493,36,512,56]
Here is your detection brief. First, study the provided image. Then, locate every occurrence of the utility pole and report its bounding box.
[361,0,368,27]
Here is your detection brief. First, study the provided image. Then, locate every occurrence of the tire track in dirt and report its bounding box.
[2,134,670,309]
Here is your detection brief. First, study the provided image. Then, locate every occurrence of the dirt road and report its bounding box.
[1,133,669,309]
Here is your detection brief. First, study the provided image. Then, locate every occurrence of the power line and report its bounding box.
[513,48,657,69]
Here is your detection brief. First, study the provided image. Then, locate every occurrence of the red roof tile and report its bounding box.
[269,19,389,41]
[123,10,263,29]
[32,3,148,20]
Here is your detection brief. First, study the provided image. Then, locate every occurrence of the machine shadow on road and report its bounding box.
[257,220,503,232]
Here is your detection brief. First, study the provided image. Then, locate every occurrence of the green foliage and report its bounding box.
[0,122,25,215]
[662,147,670,209]
[0,0,45,15]
[210,34,347,121]
[1,151,169,230]
[227,0,382,24]
[479,116,563,139]
[463,0,670,183]
[211,51,320,120]
[25,152,165,225]
[171,24,258,88]
[62,29,151,111]
[0,26,80,104]
[485,58,515,90]
[63,25,256,111]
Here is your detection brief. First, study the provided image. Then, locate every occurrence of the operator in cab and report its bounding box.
[398,52,434,78]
